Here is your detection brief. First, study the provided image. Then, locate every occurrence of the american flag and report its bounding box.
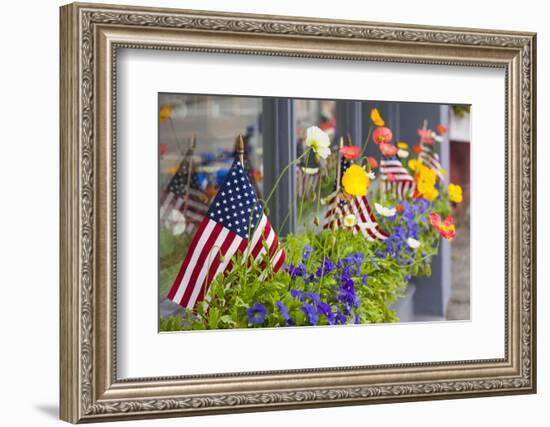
[160,157,209,234]
[296,165,321,199]
[324,156,388,241]
[167,159,285,310]
[379,157,416,200]
[418,143,444,181]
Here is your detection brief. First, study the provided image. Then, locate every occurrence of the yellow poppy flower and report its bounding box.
[422,185,439,202]
[408,159,421,171]
[159,104,173,123]
[397,141,409,150]
[342,164,370,196]
[448,183,463,203]
[169,165,179,176]
[370,108,385,127]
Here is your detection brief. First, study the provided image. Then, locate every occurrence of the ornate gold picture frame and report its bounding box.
[60,2,536,423]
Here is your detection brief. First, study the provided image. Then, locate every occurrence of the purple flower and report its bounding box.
[276,300,295,326]
[315,257,335,278]
[302,244,313,262]
[290,288,305,301]
[361,274,369,285]
[306,291,321,305]
[335,307,348,324]
[317,301,336,325]
[375,250,387,259]
[246,303,267,325]
[301,303,318,325]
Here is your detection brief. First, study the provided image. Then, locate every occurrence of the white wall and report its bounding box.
[0,0,545,425]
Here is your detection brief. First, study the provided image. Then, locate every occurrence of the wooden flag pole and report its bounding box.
[238,134,245,166]
[419,119,428,149]
[335,136,344,194]
[181,134,196,218]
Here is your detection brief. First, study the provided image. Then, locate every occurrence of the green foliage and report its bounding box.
[158,164,457,332]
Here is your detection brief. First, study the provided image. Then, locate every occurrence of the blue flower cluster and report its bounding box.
[283,250,368,326]
[383,200,432,269]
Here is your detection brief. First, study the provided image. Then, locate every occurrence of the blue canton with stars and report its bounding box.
[167,169,204,197]
[208,160,263,240]
[333,156,351,193]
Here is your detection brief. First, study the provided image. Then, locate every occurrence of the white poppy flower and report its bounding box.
[344,214,357,227]
[406,237,421,249]
[305,126,331,160]
[367,171,376,180]
[397,149,409,158]
[434,134,444,143]
[374,202,396,217]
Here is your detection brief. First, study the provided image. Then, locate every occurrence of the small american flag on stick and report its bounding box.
[324,155,388,241]
[167,157,285,310]
[418,143,444,182]
[160,152,209,235]
[379,157,416,200]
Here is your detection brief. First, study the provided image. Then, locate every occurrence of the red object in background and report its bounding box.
[160,143,167,156]
[450,141,470,208]
[319,116,336,135]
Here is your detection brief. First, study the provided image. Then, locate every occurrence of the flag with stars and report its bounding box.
[324,155,388,241]
[160,157,209,234]
[379,157,416,200]
[167,159,286,310]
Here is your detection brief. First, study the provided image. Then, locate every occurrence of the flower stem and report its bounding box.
[264,149,310,208]
[360,124,374,157]
[297,149,312,228]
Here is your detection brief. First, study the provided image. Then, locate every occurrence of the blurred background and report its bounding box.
[158,93,471,323]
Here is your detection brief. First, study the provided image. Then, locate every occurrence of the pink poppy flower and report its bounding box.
[367,156,379,169]
[379,143,398,157]
[418,129,435,144]
[372,126,393,145]
[340,145,361,160]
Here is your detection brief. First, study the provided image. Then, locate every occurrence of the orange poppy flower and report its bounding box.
[413,144,422,154]
[436,124,448,135]
[429,212,457,240]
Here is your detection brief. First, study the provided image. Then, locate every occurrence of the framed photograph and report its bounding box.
[60,2,536,423]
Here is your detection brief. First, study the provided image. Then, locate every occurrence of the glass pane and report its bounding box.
[294,99,338,232]
[158,94,263,302]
